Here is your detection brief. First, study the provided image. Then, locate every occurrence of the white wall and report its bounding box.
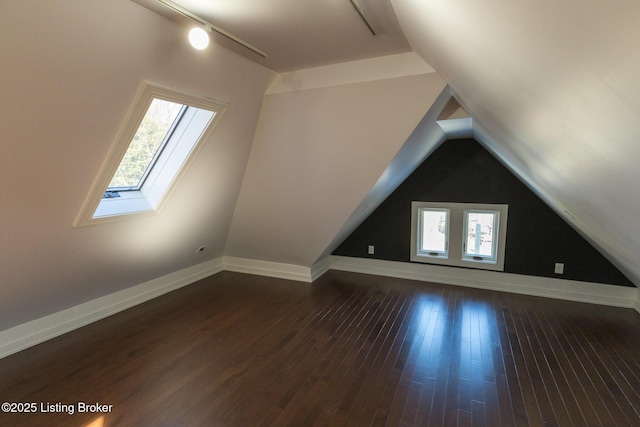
[226,55,446,266]
[0,0,274,330]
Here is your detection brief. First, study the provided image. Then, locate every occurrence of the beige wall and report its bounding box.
[0,0,274,329]
[226,65,446,266]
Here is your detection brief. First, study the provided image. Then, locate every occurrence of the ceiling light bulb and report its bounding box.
[189,27,210,50]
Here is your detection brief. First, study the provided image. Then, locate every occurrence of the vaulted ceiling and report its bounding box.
[131,0,412,71]
[391,0,640,286]
[1,0,638,332]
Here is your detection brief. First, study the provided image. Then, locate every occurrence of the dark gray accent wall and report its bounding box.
[333,139,633,287]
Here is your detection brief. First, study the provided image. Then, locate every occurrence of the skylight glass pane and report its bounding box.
[464,211,497,258]
[420,208,448,254]
[108,99,184,190]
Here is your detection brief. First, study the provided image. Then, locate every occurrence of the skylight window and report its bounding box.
[74,82,227,226]
[107,99,186,192]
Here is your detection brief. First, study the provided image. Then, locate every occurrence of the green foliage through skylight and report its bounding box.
[108,99,184,189]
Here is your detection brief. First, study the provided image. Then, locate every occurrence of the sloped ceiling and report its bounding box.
[131,0,411,71]
[2,0,639,336]
[0,0,274,330]
[390,0,640,286]
[0,0,440,333]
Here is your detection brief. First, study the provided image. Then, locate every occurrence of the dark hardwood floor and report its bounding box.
[1,270,639,426]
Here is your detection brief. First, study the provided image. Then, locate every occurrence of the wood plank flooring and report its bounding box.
[1,270,639,426]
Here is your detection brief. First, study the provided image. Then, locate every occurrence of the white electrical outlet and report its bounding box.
[368,245,375,255]
[554,263,564,274]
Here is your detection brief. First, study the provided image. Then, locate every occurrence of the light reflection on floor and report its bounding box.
[411,297,446,382]
[459,301,497,414]
[409,296,498,405]
[82,416,104,427]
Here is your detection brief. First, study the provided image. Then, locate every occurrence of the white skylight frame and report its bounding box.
[106,100,188,193]
[74,82,227,226]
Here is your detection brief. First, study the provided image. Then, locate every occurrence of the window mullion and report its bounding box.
[448,208,463,261]
[135,104,189,190]
[411,201,508,271]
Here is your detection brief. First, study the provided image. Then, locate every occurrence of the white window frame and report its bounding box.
[411,202,508,271]
[461,209,500,264]
[107,102,188,193]
[415,207,450,259]
[74,82,227,226]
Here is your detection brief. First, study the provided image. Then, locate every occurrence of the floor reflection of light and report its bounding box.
[460,302,496,385]
[82,416,104,427]
[412,297,446,381]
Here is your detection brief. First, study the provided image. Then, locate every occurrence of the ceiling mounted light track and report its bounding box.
[349,0,377,36]
[188,27,209,50]
[156,0,268,57]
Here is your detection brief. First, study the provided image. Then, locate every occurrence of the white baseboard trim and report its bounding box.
[0,257,224,359]
[223,256,315,283]
[311,257,332,282]
[329,256,638,309]
[2,254,637,360]
[0,256,325,360]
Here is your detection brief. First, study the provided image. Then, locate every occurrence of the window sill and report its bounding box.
[411,253,504,272]
[92,191,153,220]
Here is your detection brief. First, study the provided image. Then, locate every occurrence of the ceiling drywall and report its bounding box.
[390,0,640,286]
[130,0,412,72]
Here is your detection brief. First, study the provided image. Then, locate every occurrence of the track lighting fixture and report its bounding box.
[156,0,267,56]
[188,27,210,50]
